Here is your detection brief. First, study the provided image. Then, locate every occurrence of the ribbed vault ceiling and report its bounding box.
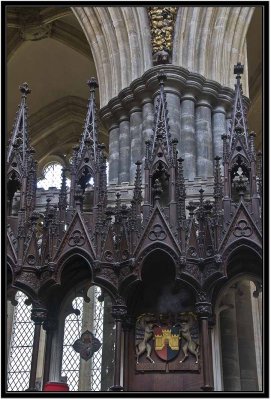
[7,5,262,174]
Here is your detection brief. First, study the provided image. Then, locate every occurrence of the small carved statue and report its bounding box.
[178,316,199,364]
[135,314,156,364]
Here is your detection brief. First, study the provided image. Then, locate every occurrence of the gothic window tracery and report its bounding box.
[37,162,71,190]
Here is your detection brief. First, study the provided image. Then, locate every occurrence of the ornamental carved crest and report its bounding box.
[153,325,180,361]
[72,330,101,361]
[68,230,85,247]
[233,219,252,237]
[135,313,199,372]
[148,224,167,241]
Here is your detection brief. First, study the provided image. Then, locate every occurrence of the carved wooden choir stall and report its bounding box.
[6,63,262,392]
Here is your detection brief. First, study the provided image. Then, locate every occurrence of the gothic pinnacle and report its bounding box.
[19,82,31,97]
[87,77,99,93]
[157,70,167,86]
[234,62,244,78]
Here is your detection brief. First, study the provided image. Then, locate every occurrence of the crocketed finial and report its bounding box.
[87,77,99,92]
[19,82,31,97]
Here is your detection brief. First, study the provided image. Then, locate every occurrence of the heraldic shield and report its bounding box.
[153,325,180,361]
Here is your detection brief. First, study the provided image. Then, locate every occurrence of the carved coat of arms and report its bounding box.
[153,325,180,361]
[135,313,199,371]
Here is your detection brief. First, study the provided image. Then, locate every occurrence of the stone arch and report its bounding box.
[127,248,196,317]
[140,248,176,282]
[56,249,94,287]
[135,242,180,278]
[72,7,153,107]
[172,6,254,95]
[222,239,262,278]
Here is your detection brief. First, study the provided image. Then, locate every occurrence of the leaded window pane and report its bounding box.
[60,287,106,391]
[7,292,34,391]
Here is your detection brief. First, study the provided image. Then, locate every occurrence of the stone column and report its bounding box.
[109,302,127,391]
[42,318,57,389]
[26,305,47,391]
[101,294,115,391]
[219,290,241,391]
[212,106,227,160]
[122,317,133,391]
[141,101,154,186]
[6,301,14,360]
[196,302,213,391]
[165,90,182,155]
[119,118,130,184]
[142,101,154,154]
[129,108,143,184]
[78,286,95,391]
[235,281,259,391]
[36,326,46,390]
[108,124,120,185]
[195,101,213,178]
[211,312,223,391]
[180,95,197,180]
[250,282,262,391]
[226,111,232,135]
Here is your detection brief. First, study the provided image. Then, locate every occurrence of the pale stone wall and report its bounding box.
[72,7,253,105]
[172,7,254,96]
[71,7,153,107]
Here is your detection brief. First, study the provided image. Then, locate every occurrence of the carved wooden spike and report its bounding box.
[149,72,171,161]
[229,65,249,151]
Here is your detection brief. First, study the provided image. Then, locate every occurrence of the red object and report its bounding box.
[43,382,69,391]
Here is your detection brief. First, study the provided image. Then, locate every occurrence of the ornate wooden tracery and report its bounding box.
[6,64,262,392]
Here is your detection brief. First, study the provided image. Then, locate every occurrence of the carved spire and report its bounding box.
[177,157,186,221]
[77,78,99,162]
[7,83,31,167]
[69,78,101,207]
[257,151,262,200]
[97,143,108,208]
[150,71,171,158]
[133,161,143,203]
[58,167,68,210]
[229,62,249,150]
[115,192,122,224]
[213,156,223,212]
[58,167,68,233]
[197,188,205,221]
[131,161,143,244]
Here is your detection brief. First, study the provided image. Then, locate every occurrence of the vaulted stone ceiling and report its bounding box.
[7,6,107,176]
[7,6,263,177]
